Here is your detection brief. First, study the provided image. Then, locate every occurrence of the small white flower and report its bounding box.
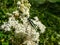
[27,41,32,45]
[17,1,21,5]
[1,23,11,31]
[6,13,12,16]
[4,26,11,31]
[34,16,39,21]
[1,24,6,29]
[13,10,19,16]
[23,40,36,45]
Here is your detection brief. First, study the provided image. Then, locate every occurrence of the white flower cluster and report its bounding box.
[17,0,31,18]
[1,16,39,45]
[31,17,46,33]
[1,0,46,45]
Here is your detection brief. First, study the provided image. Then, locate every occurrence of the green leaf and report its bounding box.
[37,0,46,4]
[48,0,60,2]
[51,35,56,41]
[2,42,9,45]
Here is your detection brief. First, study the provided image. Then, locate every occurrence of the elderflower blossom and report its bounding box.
[1,22,11,31]
[17,1,21,5]
[23,40,36,45]
[1,0,46,45]
[13,10,19,17]
[31,16,46,33]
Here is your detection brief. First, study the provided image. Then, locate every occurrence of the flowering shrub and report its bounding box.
[0,0,60,45]
[0,0,46,45]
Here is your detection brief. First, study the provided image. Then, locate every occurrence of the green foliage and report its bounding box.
[2,42,9,45]
[48,0,60,3]
[29,0,60,45]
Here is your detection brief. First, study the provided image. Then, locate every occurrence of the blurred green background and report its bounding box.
[0,0,60,45]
